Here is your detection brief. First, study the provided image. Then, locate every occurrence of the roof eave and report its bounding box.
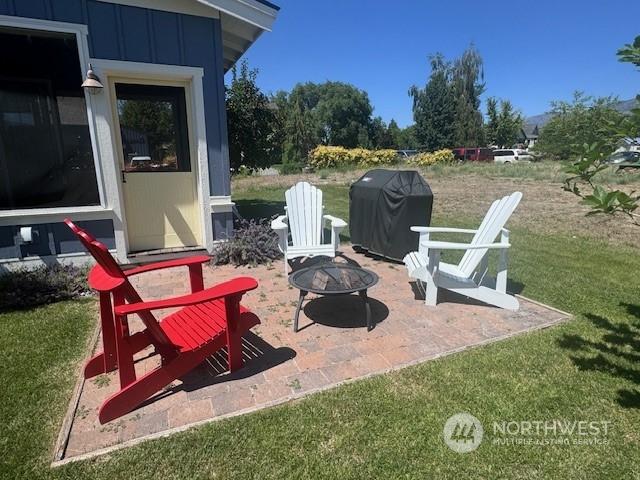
[195,0,278,71]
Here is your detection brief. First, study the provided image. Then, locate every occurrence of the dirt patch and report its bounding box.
[232,168,640,247]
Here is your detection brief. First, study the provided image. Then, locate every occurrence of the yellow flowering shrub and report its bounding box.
[410,149,455,166]
[308,146,350,168]
[359,149,399,167]
[308,146,399,168]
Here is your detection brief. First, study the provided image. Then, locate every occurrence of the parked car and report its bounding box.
[493,149,534,164]
[452,147,494,162]
[606,150,640,169]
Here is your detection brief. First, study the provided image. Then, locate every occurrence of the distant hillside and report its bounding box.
[525,98,638,129]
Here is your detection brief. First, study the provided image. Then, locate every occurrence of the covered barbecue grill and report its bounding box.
[349,169,433,261]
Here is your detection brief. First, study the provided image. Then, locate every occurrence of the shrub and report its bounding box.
[212,219,282,267]
[308,146,350,168]
[359,149,398,167]
[411,148,455,166]
[308,145,399,169]
[234,165,253,177]
[0,264,91,311]
[279,162,303,175]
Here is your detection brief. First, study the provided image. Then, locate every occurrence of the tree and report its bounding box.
[410,53,455,150]
[275,91,318,166]
[495,100,523,148]
[617,36,640,138]
[276,81,375,162]
[397,125,419,149]
[484,97,499,146]
[451,45,486,147]
[225,60,282,170]
[369,116,395,148]
[563,36,640,224]
[387,119,402,148]
[313,82,373,147]
[535,92,626,160]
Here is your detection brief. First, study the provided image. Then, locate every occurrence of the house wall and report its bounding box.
[0,0,232,263]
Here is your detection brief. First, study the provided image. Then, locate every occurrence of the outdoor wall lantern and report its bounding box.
[81,64,104,94]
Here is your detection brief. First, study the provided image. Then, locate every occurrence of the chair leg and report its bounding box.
[497,250,508,294]
[497,229,510,293]
[425,250,440,306]
[424,276,438,306]
[283,256,288,276]
[225,295,244,372]
[188,263,204,292]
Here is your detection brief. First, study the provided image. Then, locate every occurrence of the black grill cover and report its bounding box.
[349,169,433,261]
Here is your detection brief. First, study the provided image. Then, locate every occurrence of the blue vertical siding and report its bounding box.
[119,5,152,62]
[52,0,85,24]
[0,0,235,256]
[151,11,182,65]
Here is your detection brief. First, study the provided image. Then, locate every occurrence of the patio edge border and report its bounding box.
[50,296,571,468]
[52,310,102,462]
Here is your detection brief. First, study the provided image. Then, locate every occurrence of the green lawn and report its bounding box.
[1,184,639,479]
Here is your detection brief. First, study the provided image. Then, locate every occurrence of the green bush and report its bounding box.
[212,219,282,266]
[0,264,91,311]
[279,162,303,175]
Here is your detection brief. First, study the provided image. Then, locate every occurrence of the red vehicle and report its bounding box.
[452,147,494,162]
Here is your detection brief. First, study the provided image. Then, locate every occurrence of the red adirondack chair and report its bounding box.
[64,219,260,424]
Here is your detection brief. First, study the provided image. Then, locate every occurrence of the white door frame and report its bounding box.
[90,59,213,263]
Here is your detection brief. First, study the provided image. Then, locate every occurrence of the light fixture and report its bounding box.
[81,63,103,94]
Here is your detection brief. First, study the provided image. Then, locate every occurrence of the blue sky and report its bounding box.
[233,0,640,127]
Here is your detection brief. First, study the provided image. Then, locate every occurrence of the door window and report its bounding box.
[115,83,191,173]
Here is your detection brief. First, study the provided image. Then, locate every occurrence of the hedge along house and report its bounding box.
[0,0,279,268]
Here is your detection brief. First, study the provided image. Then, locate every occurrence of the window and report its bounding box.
[0,27,100,210]
[115,84,191,173]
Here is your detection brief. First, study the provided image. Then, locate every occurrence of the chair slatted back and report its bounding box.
[285,182,324,247]
[64,218,175,350]
[457,192,522,277]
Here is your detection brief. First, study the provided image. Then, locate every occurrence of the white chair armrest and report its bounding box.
[271,215,288,231]
[323,215,347,229]
[323,215,346,251]
[419,240,511,251]
[411,226,478,234]
[271,215,289,255]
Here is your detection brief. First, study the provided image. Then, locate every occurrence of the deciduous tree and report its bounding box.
[225,61,282,170]
[451,45,486,147]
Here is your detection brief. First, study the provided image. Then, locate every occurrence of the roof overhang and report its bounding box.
[97,0,279,72]
[196,0,279,71]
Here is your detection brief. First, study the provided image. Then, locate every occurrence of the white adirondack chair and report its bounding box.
[403,192,522,311]
[271,182,347,274]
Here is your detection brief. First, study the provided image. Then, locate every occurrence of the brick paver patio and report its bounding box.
[59,248,569,460]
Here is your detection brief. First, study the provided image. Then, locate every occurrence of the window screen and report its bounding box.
[0,27,100,210]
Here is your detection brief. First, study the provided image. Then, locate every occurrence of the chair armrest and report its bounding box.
[271,215,288,231]
[115,277,259,315]
[124,255,210,277]
[419,241,510,251]
[323,215,347,228]
[411,226,478,234]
